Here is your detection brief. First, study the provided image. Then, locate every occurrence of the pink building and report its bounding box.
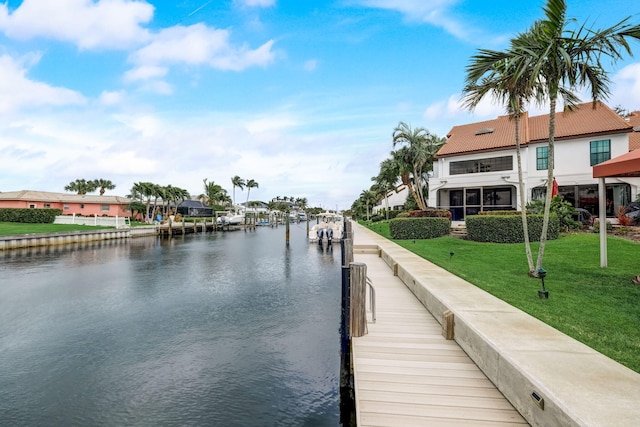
[0,190,132,217]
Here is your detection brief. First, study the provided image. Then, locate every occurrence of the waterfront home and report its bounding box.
[427,102,640,221]
[0,190,132,217]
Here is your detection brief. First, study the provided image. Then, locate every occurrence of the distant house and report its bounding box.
[428,102,640,221]
[373,185,409,214]
[176,200,213,217]
[0,190,132,217]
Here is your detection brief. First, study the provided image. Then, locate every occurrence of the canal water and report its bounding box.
[0,223,342,426]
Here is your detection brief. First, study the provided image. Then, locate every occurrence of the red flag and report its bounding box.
[552,178,559,197]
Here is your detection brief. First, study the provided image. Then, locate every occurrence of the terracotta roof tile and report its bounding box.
[438,102,632,157]
[627,111,640,151]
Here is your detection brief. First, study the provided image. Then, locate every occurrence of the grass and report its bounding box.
[363,221,640,374]
[0,222,114,236]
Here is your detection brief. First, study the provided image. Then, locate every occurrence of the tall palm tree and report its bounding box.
[245,179,259,206]
[463,36,545,275]
[359,189,377,221]
[92,179,115,196]
[510,0,640,271]
[231,176,245,207]
[64,179,97,195]
[392,122,445,211]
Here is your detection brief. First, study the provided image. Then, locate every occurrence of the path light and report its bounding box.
[537,268,549,299]
[450,251,454,260]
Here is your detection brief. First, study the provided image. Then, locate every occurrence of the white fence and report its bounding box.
[54,214,131,228]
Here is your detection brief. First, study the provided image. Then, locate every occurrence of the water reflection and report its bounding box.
[0,225,341,426]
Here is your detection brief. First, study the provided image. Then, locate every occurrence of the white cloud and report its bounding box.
[354,0,469,39]
[0,0,154,50]
[127,23,276,79]
[304,59,318,71]
[611,63,640,111]
[0,54,86,113]
[99,90,126,106]
[235,0,276,7]
[124,65,168,82]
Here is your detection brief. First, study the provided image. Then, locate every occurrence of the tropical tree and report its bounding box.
[245,179,259,206]
[92,179,116,196]
[391,122,445,211]
[508,0,640,271]
[64,179,97,195]
[359,189,377,221]
[463,34,546,275]
[231,176,245,207]
[372,157,400,220]
[200,178,230,208]
[129,181,156,222]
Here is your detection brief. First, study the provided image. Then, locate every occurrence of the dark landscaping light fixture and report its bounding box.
[450,251,454,260]
[537,268,549,299]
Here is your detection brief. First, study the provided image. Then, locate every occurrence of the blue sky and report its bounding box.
[0,0,639,210]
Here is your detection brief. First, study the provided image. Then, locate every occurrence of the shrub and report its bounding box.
[0,208,62,224]
[389,217,451,240]
[527,196,581,231]
[478,210,520,216]
[617,206,634,226]
[407,209,452,219]
[466,214,560,243]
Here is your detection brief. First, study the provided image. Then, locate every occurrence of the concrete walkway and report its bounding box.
[349,221,640,427]
[350,223,527,426]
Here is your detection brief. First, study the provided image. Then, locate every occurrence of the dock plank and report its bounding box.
[351,223,528,426]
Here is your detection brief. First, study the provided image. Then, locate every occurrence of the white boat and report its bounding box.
[216,212,245,226]
[309,212,343,243]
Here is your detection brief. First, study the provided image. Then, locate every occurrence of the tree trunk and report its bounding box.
[515,115,535,274]
[536,97,557,273]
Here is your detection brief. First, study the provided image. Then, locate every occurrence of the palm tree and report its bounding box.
[509,0,640,271]
[463,35,545,275]
[129,181,156,222]
[359,189,377,221]
[64,179,97,195]
[200,179,228,207]
[92,179,115,196]
[231,176,245,207]
[245,179,259,206]
[392,122,445,211]
[373,157,400,220]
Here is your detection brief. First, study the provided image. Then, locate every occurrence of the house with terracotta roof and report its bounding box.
[427,102,640,221]
[0,190,133,217]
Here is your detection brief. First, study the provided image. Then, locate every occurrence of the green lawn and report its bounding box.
[363,221,640,373]
[0,222,114,235]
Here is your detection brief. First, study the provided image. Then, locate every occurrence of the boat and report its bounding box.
[309,212,343,243]
[216,211,245,226]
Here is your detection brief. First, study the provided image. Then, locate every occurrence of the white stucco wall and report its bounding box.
[428,132,640,213]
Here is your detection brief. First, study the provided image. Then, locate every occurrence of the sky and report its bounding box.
[0,0,639,211]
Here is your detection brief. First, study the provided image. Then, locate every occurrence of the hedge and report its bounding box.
[466,214,560,243]
[389,217,451,240]
[0,208,62,224]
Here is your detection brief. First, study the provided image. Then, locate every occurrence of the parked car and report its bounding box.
[572,208,593,226]
[624,202,640,224]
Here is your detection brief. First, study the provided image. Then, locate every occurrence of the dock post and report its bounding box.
[285,214,290,246]
[349,262,367,338]
[339,235,354,423]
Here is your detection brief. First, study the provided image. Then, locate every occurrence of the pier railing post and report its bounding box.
[349,262,367,338]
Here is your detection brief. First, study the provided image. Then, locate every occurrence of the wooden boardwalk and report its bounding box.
[351,224,528,426]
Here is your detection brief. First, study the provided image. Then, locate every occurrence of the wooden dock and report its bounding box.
[351,223,528,426]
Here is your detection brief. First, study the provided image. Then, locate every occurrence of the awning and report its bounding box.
[592,149,640,268]
[593,149,640,178]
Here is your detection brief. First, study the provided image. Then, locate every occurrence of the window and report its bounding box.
[43,203,51,208]
[29,204,36,208]
[63,204,69,210]
[450,156,512,175]
[536,146,548,170]
[590,139,610,166]
[101,205,110,212]
[80,204,85,209]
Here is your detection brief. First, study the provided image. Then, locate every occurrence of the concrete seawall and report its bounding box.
[352,222,640,427]
[0,226,157,251]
